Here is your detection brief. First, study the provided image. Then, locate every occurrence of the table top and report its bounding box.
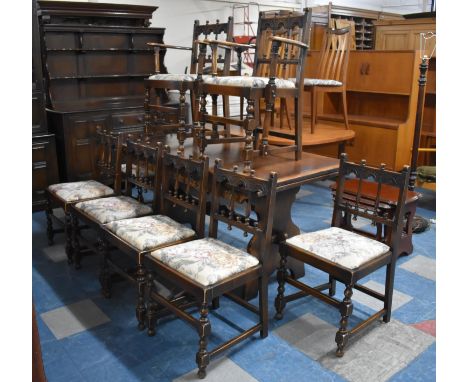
[160,134,339,191]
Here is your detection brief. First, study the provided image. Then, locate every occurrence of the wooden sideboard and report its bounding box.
[304,50,420,171]
[37,1,166,182]
[374,17,436,167]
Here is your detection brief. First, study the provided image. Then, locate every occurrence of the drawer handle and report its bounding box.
[32,145,45,150]
[33,161,47,170]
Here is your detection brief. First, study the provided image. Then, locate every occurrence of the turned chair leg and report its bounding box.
[45,197,54,246]
[383,262,396,323]
[335,284,353,357]
[329,275,336,297]
[146,272,157,336]
[259,273,269,338]
[71,213,81,269]
[274,250,288,320]
[64,211,73,265]
[135,263,147,331]
[196,301,211,379]
[98,237,111,299]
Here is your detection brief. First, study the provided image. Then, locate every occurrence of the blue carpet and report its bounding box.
[33,182,436,381]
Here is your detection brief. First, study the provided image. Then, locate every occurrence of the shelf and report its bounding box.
[49,74,152,80]
[318,113,404,130]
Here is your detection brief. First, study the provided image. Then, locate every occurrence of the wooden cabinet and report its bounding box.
[32,134,59,211]
[374,17,436,167]
[305,50,420,171]
[33,0,59,211]
[37,1,166,182]
[310,2,402,50]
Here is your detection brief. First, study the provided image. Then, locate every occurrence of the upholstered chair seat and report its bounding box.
[48,180,114,203]
[104,215,196,251]
[203,75,296,89]
[150,237,259,286]
[286,227,390,270]
[74,196,152,224]
[289,78,342,87]
[148,73,215,82]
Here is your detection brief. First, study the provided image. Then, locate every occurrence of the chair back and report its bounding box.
[160,150,210,238]
[95,128,125,192]
[209,160,278,262]
[332,153,410,256]
[191,17,234,77]
[253,9,311,86]
[316,27,350,84]
[124,136,163,212]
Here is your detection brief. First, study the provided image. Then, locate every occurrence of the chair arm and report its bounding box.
[269,36,309,49]
[147,42,192,51]
[199,39,255,51]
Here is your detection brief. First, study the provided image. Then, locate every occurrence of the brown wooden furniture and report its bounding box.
[198,9,312,172]
[145,160,277,378]
[69,135,160,269]
[374,17,436,169]
[275,154,410,357]
[330,178,420,256]
[152,134,339,299]
[99,150,210,330]
[33,302,47,382]
[304,50,420,170]
[45,129,124,265]
[310,2,403,51]
[144,18,234,152]
[33,0,59,212]
[37,1,166,182]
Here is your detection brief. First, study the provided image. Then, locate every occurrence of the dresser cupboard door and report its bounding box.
[65,114,109,182]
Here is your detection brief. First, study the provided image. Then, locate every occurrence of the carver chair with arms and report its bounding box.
[144,159,277,378]
[145,18,233,153]
[197,9,312,172]
[275,153,409,357]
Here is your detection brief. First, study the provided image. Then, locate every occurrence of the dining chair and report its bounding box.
[145,18,233,153]
[45,128,124,265]
[99,149,210,331]
[275,153,409,357]
[306,27,351,133]
[69,135,161,269]
[196,9,312,172]
[144,159,277,378]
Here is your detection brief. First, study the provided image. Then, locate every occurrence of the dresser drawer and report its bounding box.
[111,112,145,130]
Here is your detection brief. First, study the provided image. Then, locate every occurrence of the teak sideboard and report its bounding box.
[37,1,166,183]
[304,49,420,171]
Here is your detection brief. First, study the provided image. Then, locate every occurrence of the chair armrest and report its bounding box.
[269,36,309,49]
[199,39,255,51]
[147,42,192,51]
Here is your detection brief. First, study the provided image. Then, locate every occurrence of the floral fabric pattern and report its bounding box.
[105,215,195,251]
[203,76,296,89]
[294,78,342,87]
[75,196,152,224]
[150,237,259,286]
[48,180,114,202]
[286,227,390,270]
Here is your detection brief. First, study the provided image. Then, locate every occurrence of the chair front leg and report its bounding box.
[259,272,269,338]
[45,195,54,246]
[98,236,111,298]
[65,211,73,265]
[71,213,81,269]
[196,301,211,379]
[383,261,396,323]
[335,284,353,357]
[135,262,147,331]
[274,250,287,320]
[146,271,157,336]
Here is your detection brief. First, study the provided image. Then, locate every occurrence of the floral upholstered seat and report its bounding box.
[288,78,342,87]
[74,196,152,224]
[286,227,389,270]
[148,73,214,82]
[105,215,195,251]
[203,76,296,89]
[48,180,114,203]
[150,237,259,286]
